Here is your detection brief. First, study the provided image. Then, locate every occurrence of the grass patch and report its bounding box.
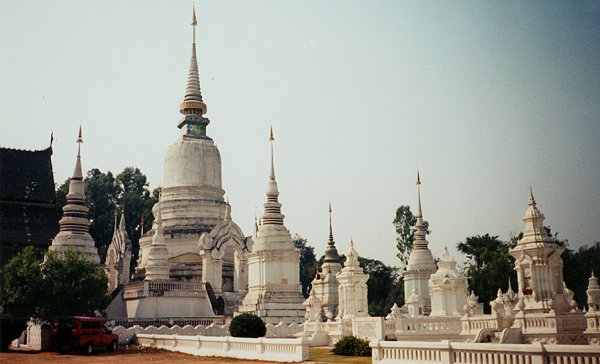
[309,347,371,363]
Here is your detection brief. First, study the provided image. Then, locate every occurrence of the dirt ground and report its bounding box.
[0,346,275,364]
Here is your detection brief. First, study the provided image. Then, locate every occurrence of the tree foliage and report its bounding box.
[563,242,600,307]
[1,247,110,319]
[229,313,266,338]
[56,167,158,266]
[332,336,371,356]
[457,234,517,313]
[393,205,429,267]
[358,257,403,316]
[293,235,318,298]
[0,246,44,318]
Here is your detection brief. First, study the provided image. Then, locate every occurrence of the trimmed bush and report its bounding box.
[332,336,371,356]
[229,313,266,338]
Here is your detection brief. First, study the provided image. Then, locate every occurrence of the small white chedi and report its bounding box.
[305,204,342,321]
[237,129,305,324]
[337,240,369,320]
[402,172,437,317]
[428,247,468,318]
[49,127,100,264]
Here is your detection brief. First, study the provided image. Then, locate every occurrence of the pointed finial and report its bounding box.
[269,127,275,180]
[76,125,83,156]
[50,131,54,147]
[416,170,423,218]
[191,7,197,43]
[350,238,354,249]
[140,214,145,235]
[529,186,536,205]
[328,201,334,243]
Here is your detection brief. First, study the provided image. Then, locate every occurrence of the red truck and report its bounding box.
[51,316,118,354]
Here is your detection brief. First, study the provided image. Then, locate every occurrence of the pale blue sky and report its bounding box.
[1,1,599,267]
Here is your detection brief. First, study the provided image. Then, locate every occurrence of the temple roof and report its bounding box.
[0,145,58,265]
[0,146,56,203]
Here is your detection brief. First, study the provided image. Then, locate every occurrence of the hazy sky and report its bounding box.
[1,1,599,268]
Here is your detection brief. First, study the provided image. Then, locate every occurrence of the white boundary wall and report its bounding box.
[137,333,309,362]
[113,322,303,344]
[370,340,600,364]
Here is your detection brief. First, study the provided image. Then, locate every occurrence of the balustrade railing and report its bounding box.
[371,341,600,364]
[110,316,226,328]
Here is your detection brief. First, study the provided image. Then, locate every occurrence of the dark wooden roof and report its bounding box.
[0,146,59,266]
[1,147,56,203]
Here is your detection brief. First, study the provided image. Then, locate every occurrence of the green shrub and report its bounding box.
[229,313,266,338]
[332,336,371,356]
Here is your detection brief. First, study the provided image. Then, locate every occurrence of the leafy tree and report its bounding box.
[116,167,158,270]
[563,242,600,307]
[393,205,429,267]
[85,169,120,260]
[1,247,110,319]
[358,257,403,316]
[293,235,317,298]
[457,234,516,313]
[0,246,44,318]
[41,249,110,317]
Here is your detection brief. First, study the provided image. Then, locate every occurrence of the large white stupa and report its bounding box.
[113,9,250,319]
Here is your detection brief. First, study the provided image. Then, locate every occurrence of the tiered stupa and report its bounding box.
[238,129,305,324]
[402,172,436,317]
[49,127,100,264]
[117,10,251,317]
[305,203,342,320]
[105,207,132,292]
[509,189,587,344]
[509,189,571,313]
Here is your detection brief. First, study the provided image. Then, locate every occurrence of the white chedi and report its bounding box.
[49,127,100,264]
[337,240,369,319]
[145,202,170,281]
[402,174,436,317]
[238,129,305,324]
[428,247,468,317]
